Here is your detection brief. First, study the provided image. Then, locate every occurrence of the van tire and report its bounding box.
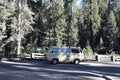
[74,59,80,65]
[52,59,58,64]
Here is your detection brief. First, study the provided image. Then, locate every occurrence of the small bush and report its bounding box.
[83,45,93,56]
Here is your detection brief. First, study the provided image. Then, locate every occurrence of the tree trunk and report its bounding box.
[17,0,22,56]
[17,27,21,56]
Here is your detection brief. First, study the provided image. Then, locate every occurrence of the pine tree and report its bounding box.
[54,0,67,46]
[107,11,119,47]
[7,0,34,56]
[97,0,109,47]
[83,0,101,51]
[36,0,67,47]
[0,0,7,41]
[101,0,119,47]
[64,0,78,46]
[0,0,15,51]
[114,0,120,48]
[27,0,43,49]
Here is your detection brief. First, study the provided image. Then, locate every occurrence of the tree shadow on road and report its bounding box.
[0,61,120,80]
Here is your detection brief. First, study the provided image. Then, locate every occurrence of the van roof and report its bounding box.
[51,46,81,49]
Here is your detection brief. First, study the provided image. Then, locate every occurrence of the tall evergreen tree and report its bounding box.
[83,0,101,51]
[0,0,15,51]
[7,0,34,56]
[114,0,120,48]
[0,0,7,41]
[78,1,89,49]
[27,0,43,50]
[54,0,67,46]
[107,11,118,47]
[64,0,78,46]
[105,0,119,47]
[97,0,108,47]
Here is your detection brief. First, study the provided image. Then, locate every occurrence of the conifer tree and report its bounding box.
[106,10,119,47]
[54,0,67,46]
[7,0,34,56]
[83,0,101,51]
[0,0,15,51]
[64,0,78,46]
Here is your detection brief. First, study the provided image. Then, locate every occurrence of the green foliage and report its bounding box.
[54,0,67,46]
[83,0,101,51]
[0,0,15,51]
[83,41,93,56]
[0,0,34,55]
[10,5,34,40]
[106,11,119,47]
[90,0,101,35]
[0,0,120,56]
[64,0,79,46]
[25,43,36,54]
[96,37,104,51]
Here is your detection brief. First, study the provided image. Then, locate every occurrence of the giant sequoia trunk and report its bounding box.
[89,0,94,52]
[89,20,94,51]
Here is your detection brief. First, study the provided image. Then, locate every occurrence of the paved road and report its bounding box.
[0,60,120,80]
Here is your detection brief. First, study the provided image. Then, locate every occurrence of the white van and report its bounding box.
[46,46,84,64]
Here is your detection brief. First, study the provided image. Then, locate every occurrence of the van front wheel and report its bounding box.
[74,59,80,65]
[52,59,58,64]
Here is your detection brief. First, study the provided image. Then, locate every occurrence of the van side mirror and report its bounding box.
[45,47,49,51]
[51,51,53,53]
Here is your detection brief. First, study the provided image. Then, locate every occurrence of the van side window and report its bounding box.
[71,49,79,53]
[61,48,65,53]
[50,48,60,53]
[65,48,71,54]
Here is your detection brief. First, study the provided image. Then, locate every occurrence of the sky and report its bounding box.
[42,0,82,6]
[76,0,82,6]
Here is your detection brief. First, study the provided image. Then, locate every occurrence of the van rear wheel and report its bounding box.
[52,59,58,64]
[74,59,80,65]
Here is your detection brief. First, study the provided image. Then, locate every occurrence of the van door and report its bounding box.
[70,48,80,61]
[64,48,71,62]
[46,47,60,61]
